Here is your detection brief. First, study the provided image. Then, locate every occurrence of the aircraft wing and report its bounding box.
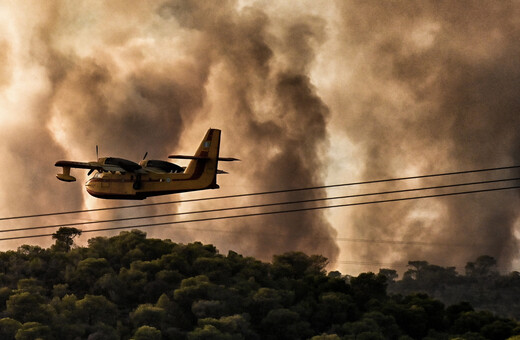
[55,161,103,182]
[55,161,104,171]
[54,160,140,173]
[55,158,147,182]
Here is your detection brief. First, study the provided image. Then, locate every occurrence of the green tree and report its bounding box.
[52,283,68,298]
[49,294,87,339]
[0,286,11,311]
[198,314,259,339]
[451,310,495,334]
[310,335,340,340]
[480,320,515,340]
[51,227,82,252]
[92,273,122,302]
[260,308,312,339]
[192,300,225,319]
[86,323,119,340]
[446,302,474,329]
[250,287,293,320]
[5,291,53,324]
[271,252,327,280]
[379,269,398,282]
[67,257,115,294]
[117,267,148,306]
[0,317,22,339]
[155,293,192,331]
[130,304,166,329]
[16,278,45,295]
[465,255,498,277]
[312,292,357,331]
[178,242,218,265]
[404,293,445,331]
[132,325,162,340]
[187,324,234,340]
[363,311,400,340]
[343,318,385,340]
[226,251,270,288]
[350,272,387,309]
[75,295,118,326]
[14,322,51,340]
[193,256,233,283]
[174,275,216,308]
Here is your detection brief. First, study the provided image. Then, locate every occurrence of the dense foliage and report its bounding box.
[0,229,518,339]
[384,255,520,321]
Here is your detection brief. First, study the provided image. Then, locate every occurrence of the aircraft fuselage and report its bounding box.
[85,169,219,200]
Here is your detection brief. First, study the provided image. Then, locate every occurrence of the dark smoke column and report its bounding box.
[160,1,339,263]
[334,1,520,270]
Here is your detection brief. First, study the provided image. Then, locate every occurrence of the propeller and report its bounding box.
[143,152,148,160]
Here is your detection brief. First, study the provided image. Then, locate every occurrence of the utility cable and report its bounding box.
[2,176,519,234]
[0,164,518,221]
[128,227,483,248]
[337,261,409,267]
[0,182,518,242]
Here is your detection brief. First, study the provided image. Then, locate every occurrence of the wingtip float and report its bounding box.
[55,129,239,200]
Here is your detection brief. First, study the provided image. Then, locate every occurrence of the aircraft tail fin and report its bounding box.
[168,129,221,189]
[167,129,238,189]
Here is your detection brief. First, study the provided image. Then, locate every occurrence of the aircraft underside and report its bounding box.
[85,174,219,200]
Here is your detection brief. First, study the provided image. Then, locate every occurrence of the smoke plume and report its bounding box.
[0,1,338,263]
[331,1,520,270]
[0,1,519,272]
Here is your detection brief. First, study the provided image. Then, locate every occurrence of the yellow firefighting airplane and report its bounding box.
[55,129,238,199]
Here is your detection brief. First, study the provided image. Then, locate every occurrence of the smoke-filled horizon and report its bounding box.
[0,1,519,274]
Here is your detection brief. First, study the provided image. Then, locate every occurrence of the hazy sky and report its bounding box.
[0,1,519,275]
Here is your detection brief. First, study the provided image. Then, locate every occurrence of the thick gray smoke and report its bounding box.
[0,1,339,263]
[1,1,519,272]
[333,1,520,270]
[0,1,213,248]
[159,1,339,262]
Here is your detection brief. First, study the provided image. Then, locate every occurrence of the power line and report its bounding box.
[1,164,518,221]
[54,224,479,248]
[337,261,409,268]
[1,183,518,242]
[335,237,480,248]
[3,176,519,234]
[76,225,483,248]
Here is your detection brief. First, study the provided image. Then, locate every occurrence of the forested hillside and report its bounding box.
[384,256,520,321]
[0,228,518,340]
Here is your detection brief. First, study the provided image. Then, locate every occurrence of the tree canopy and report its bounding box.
[385,256,520,321]
[0,228,517,339]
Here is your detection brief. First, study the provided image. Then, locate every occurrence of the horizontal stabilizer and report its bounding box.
[168,155,207,160]
[218,157,240,161]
